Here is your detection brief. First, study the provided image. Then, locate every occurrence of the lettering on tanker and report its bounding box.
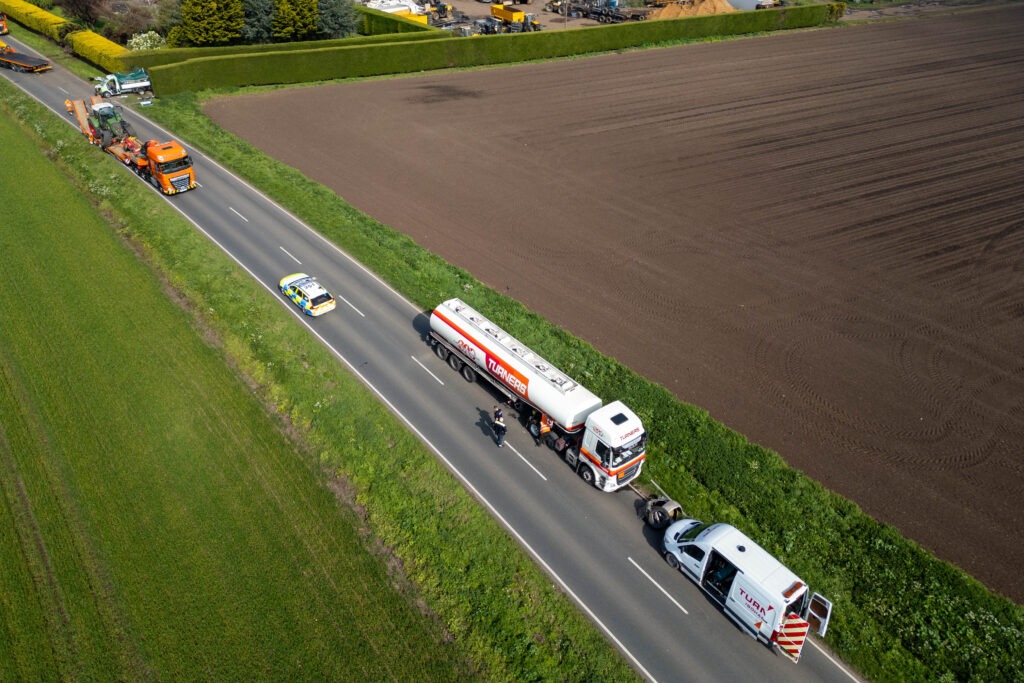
[456,338,476,361]
[486,353,528,399]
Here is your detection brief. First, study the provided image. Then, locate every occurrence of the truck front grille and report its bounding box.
[171,175,193,192]
[618,463,640,483]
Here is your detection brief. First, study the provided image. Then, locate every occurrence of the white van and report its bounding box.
[663,519,833,662]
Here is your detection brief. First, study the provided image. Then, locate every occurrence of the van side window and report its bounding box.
[683,545,705,562]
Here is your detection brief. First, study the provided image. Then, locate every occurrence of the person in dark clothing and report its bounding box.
[493,413,507,447]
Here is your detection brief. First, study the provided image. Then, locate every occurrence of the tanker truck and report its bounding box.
[430,298,647,491]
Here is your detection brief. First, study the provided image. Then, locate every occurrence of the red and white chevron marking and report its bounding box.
[776,613,810,663]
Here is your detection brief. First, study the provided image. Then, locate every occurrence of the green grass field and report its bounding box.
[0,106,471,681]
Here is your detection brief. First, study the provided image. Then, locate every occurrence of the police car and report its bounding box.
[279,273,336,317]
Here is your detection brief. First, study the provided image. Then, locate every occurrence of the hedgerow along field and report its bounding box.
[0,78,637,681]
[0,95,476,680]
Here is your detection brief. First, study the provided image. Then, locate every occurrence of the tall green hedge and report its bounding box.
[148,4,841,95]
[0,0,128,71]
[126,28,442,69]
[357,5,438,36]
[65,29,129,72]
[0,0,70,40]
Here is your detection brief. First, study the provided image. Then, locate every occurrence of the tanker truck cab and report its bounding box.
[572,400,647,491]
[663,520,832,663]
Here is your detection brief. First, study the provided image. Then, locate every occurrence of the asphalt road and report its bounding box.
[1,34,860,683]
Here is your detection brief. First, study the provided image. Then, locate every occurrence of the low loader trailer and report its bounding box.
[430,298,647,491]
[0,39,52,73]
[67,96,197,195]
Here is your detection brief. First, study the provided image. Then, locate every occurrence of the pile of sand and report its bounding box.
[648,0,736,19]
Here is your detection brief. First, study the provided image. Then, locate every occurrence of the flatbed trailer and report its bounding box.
[0,40,52,73]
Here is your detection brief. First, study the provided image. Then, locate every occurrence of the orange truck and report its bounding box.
[67,96,197,195]
[0,13,9,35]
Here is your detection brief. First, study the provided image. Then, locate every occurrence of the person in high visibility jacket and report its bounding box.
[539,413,553,438]
[532,412,553,447]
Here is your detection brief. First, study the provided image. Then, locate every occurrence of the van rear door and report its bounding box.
[805,592,833,637]
[775,592,833,663]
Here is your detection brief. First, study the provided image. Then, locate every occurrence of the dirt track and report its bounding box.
[205,6,1024,601]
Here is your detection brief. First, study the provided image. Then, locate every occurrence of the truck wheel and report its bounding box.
[580,464,596,487]
[665,553,680,571]
[528,422,540,438]
[447,354,463,372]
[433,343,449,361]
[460,364,476,382]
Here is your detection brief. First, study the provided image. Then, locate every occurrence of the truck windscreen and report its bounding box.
[159,156,191,174]
[609,432,647,467]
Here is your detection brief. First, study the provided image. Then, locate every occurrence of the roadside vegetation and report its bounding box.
[0,79,636,680]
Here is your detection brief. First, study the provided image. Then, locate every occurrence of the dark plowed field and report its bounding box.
[206,6,1024,601]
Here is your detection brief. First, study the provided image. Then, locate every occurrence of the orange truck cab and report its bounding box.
[139,140,196,195]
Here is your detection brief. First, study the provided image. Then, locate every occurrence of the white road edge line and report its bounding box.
[229,206,249,222]
[411,356,444,385]
[280,246,301,264]
[807,638,861,682]
[505,443,547,481]
[628,557,689,615]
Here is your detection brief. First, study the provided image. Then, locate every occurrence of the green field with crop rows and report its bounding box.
[0,109,470,681]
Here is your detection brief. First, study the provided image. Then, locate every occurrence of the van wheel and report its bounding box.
[460,364,476,382]
[447,354,463,371]
[434,343,449,361]
[580,464,595,487]
[665,553,680,571]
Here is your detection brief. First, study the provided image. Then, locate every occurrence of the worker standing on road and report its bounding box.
[493,412,507,448]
